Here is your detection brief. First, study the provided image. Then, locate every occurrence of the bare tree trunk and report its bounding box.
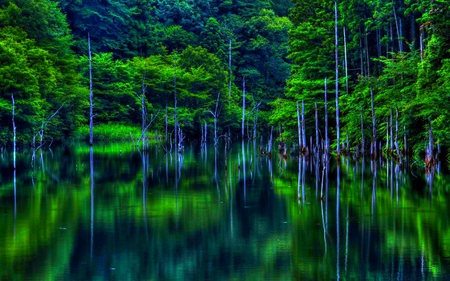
[392,2,403,52]
[343,27,349,95]
[208,93,220,147]
[390,109,394,154]
[359,35,364,76]
[141,72,147,149]
[229,40,232,98]
[426,118,434,168]
[315,101,319,154]
[241,77,246,139]
[395,108,401,163]
[370,87,377,158]
[420,26,424,61]
[335,1,340,157]
[324,78,329,154]
[88,33,94,146]
[297,101,301,152]
[165,105,168,142]
[11,95,16,170]
[253,107,258,140]
[268,126,273,154]
[361,106,365,155]
[302,100,306,153]
[173,55,178,153]
[365,30,370,77]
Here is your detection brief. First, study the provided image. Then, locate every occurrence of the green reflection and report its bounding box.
[0,143,449,280]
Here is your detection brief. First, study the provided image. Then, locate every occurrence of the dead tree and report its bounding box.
[370,87,377,158]
[31,103,66,167]
[324,78,329,154]
[11,95,16,170]
[88,33,94,146]
[335,0,340,157]
[297,101,301,153]
[208,92,221,147]
[241,77,246,140]
[137,110,160,148]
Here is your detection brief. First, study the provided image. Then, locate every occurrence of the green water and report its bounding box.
[1,142,450,280]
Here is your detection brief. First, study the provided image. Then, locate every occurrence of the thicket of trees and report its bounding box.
[1,0,449,157]
[274,0,450,157]
[0,0,291,146]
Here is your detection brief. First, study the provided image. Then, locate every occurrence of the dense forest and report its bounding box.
[0,0,449,159]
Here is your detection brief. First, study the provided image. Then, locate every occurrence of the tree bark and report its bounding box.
[361,106,365,155]
[88,33,94,146]
[302,100,306,153]
[343,27,349,95]
[297,101,301,152]
[315,101,319,154]
[173,55,178,153]
[335,1,340,156]
[370,87,377,158]
[11,94,16,170]
[324,77,329,154]
[241,77,246,139]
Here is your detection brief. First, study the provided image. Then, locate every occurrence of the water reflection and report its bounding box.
[0,142,450,280]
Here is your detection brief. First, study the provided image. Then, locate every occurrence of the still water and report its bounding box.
[1,142,450,280]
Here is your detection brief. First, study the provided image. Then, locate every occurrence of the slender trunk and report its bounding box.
[11,94,16,170]
[335,1,340,156]
[370,87,377,158]
[165,105,168,142]
[343,27,349,95]
[268,126,273,153]
[359,35,364,76]
[141,73,147,149]
[390,109,394,153]
[253,107,258,140]
[390,22,394,53]
[205,122,207,146]
[392,3,403,52]
[420,26,424,61]
[426,118,434,167]
[302,100,306,152]
[315,101,319,153]
[325,78,329,154]
[361,106,365,155]
[229,40,232,98]
[297,101,301,151]
[365,30,370,77]
[395,108,401,162]
[403,125,407,157]
[88,33,94,146]
[173,56,178,152]
[241,77,246,139]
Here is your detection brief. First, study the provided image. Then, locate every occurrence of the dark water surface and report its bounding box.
[1,142,450,280]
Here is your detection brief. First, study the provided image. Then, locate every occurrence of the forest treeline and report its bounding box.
[0,0,449,157]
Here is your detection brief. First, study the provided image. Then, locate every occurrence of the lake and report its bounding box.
[1,142,450,280]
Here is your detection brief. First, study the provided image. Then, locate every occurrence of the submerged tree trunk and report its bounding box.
[335,1,340,157]
[88,33,94,146]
